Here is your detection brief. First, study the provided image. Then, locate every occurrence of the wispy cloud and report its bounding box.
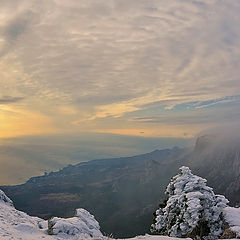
[193,95,240,109]
[0,96,24,104]
[0,0,240,137]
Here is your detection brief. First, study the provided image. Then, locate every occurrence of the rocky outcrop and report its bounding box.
[0,189,13,207]
[221,227,237,239]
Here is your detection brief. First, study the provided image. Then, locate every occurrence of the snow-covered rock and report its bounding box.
[0,189,13,207]
[48,208,103,238]
[0,191,48,239]
[223,207,240,238]
[0,188,103,240]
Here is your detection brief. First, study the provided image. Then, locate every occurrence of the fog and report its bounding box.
[196,122,240,149]
[0,133,192,185]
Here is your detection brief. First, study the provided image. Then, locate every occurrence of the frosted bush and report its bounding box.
[151,166,229,238]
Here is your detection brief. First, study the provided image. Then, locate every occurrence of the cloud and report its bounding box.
[130,94,240,129]
[0,96,24,104]
[0,105,56,138]
[1,0,240,183]
[4,16,28,41]
[88,102,139,120]
[0,0,240,137]
[193,95,240,109]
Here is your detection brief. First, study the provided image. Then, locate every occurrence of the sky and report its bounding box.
[0,0,240,184]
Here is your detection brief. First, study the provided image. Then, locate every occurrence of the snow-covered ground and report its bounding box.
[0,197,189,240]
[0,197,52,239]
[0,189,102,240]
[0,189,191,240]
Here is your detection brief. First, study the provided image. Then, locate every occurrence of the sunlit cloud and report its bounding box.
[0,105,56,138]
[88,103,139,120]
[0,0,240,138]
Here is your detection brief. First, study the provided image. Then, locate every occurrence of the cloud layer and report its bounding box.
[0,0,240,138]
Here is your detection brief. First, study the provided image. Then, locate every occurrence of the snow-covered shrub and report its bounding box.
[48,208,103,238]
[151,166,229,239]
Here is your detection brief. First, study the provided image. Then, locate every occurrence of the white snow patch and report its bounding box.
[224,207,240,237]
[48,208,103,238]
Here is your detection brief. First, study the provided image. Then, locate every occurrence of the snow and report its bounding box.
[0,189,198,240]
[0,189,103,240]
[48,209,103,238]
[224,207,240,237]
[1,187,240,240]
[152,166,229,238]
[0,200,53,240]
[0,200,191,240]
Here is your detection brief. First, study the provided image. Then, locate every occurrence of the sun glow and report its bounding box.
[95,126,199,138]
[0,105,56,138]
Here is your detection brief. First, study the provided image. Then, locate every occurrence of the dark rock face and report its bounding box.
[1,135,240,238]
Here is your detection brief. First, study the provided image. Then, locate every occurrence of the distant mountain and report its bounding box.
[1,135,240,238]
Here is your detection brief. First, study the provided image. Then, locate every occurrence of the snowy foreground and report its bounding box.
[0,189,102,240]
[0,189,240,240]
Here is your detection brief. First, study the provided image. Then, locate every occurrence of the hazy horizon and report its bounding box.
[0,133,193,185]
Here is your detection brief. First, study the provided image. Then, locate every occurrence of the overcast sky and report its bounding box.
[0,0,240,184]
